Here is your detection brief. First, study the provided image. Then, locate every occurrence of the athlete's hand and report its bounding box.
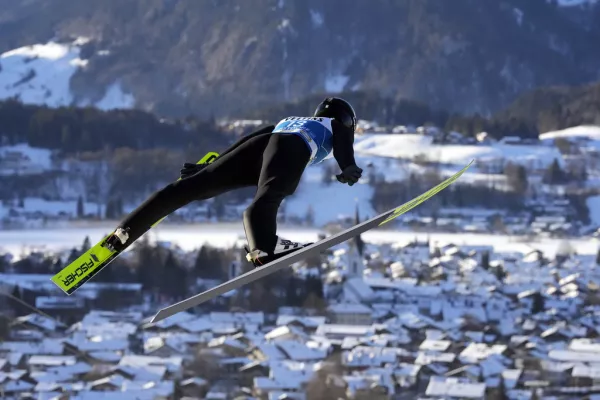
[336,165,363,186]
[180,162,205,179]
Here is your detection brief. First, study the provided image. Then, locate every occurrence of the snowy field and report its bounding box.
[353,134,564,169]
[539,125,600,141]
[555,0,599,6]
[0,223,597,260]
[539,125,600,154]
[0,38,134,110]
[587,195,600,226]
[0,143,53,175]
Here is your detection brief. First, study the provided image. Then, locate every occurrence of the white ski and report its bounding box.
[151,160,474,323]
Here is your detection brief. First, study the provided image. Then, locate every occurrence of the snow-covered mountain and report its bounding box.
[1,0,599,118]
[0,38,134,110]
[556,0,599,7]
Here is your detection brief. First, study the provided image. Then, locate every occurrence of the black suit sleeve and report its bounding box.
[331,120,357,171]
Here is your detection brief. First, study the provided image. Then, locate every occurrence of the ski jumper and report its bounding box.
[112,118,357,256]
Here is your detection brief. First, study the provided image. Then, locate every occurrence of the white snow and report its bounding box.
[513,8,524,26]
[354,134,564,169]
[81,82,135,110]
[285,170,376,225]
[587,195,600,226]
[0,39,134,110]
[539,125,600,141]
[555,0,598,6]
[310,10,324,27]
[1,224,598,260]
[324,74,350,93]
[0,143,53,175]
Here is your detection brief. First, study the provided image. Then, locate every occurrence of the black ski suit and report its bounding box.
[114,120,358,255]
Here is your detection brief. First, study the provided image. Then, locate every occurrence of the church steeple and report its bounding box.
[354,204,365,256]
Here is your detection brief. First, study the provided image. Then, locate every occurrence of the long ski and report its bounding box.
[151,159,474,323]
[51,151,220,295]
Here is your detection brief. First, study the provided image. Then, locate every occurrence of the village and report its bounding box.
[1,121,600,400]
[1,226,600,399]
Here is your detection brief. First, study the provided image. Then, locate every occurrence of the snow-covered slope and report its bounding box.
[284,131,582,225]
[353,134,564,169]
[539,125,600,141]
[586,195,600,227]
[0,144,53,175]
[285,160,377,226]
[556,0,598,7]
[0,38,134,110]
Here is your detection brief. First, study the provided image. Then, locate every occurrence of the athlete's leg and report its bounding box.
[109,132,273,247]
[217,125,274,159]
[243,133,311,255]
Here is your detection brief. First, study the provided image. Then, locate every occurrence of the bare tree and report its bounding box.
[306,353,347,400]
[186,351,225,384]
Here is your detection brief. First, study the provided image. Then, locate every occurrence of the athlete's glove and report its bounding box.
[180,162,208,179]
[336,165,363,186]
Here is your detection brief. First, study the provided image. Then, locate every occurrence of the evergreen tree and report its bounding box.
[50,257,62,274]
[81,236,92,253]
[135,239,164,291]
[10,285,26,316]
[495,265,506,282]
[504,162,528,195]
[286,277,302,307]
[543,158,565,184]
[532,292,545,314]
[0,314,10,341]
[0,255,7,273]
[105,200,114,220]
[66,247,81,264]
[77,196,85,218]
[162,250,188,299]
[481,251,490,270]
[305,275,324,299]
[194,246,225,280]
[305,205,315,226]
[213,197,226,220]
[322,163,336,185]
[115,198,124,218]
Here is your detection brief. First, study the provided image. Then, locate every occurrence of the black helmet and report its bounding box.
[314,97,357,132]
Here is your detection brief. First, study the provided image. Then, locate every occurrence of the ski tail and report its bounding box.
[51,151,219,295]
[150,159,475,323]
[51,236,118,295]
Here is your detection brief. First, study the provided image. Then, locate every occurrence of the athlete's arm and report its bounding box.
[331,120,357,171]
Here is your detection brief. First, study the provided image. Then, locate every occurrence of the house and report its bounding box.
[180,377,209,398]
[425,377,486,399]
[570,365,600,387]
[327,303,373,325]
[275,316,327,334]
[393,363,422,389]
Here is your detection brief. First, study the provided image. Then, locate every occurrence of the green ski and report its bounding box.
[151,160,474,322]
[51,151,219,295]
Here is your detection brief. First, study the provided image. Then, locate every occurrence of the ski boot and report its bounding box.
[245,236,313,267]
[102,227,130,252]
